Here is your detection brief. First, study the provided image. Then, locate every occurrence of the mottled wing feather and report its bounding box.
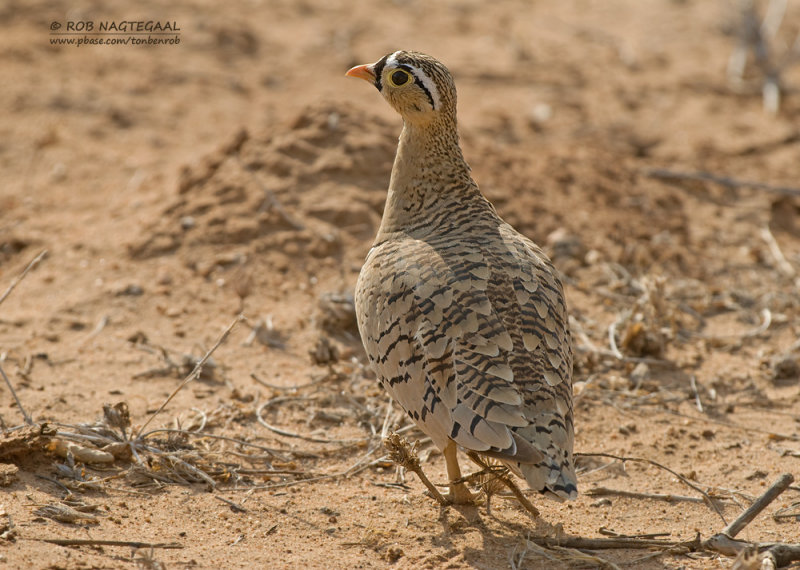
[495,224,576,498]
[356,223,577,499]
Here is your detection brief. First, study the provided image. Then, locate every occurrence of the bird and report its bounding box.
[346,51,577,505]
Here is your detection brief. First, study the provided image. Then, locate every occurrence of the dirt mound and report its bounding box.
[129,104,397,280]
[469,137,691,275]
[130,99,696,288]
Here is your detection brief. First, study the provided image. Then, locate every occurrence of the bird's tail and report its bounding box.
[517,456,578,501]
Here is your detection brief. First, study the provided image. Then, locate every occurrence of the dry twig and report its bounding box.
[0,423,56,459]
[577,452,728,523]
[657,407,799,442]
[598,527,671,539]
[552,472,797,565]
[33,502,99,524]
[523,538,622,569]
[703,473,798,566]
[0,251,47,425]
[0,362,33,425]
[760,226,796,278]
[250,372,329,392]
[586,486,730,505]
[215,495,247,513]
[383,433,448,505]
[0,249,47,308]
[139,428,290,461]
[646,168,800,198]
[36,538,183,549]
[772,501,800,521]
[133,315,243,439]
[528,534,700,551]
[719,472,794,539]
[256,397,368,445]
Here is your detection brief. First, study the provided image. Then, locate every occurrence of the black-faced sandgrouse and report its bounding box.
[347,51,577,505]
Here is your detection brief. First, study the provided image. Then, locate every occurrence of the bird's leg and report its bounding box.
[466,451,540,517]
[444,441,479,504]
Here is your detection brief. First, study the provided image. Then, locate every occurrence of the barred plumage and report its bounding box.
[347,51,577,504]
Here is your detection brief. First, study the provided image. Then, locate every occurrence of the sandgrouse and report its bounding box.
[347,51,577,505]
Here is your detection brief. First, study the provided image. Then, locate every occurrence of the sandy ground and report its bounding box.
[2,0,800,568]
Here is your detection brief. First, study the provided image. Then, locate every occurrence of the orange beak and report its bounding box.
[345,64,376,84]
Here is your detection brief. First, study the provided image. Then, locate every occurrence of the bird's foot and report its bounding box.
[443,481,481,505]
[384,434,483,507]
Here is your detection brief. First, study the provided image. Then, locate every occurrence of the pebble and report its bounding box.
[772,355,799,382]
[591,498,612,507]
[630,362,650,385]
[115,283,144,296]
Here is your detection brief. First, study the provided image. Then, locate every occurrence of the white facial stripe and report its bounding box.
[385,51,401,68]
[406,66,440,111]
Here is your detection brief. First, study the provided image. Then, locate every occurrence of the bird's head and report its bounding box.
[346,50,456,125]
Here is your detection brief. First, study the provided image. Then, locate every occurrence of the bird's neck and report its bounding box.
[376,118,484,240]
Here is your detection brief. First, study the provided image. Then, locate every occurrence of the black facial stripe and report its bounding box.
[396,64,436,110]
[413,75,436,110]
[373,54,390,92]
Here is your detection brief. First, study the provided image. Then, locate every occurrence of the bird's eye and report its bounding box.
[388,69,410,87]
